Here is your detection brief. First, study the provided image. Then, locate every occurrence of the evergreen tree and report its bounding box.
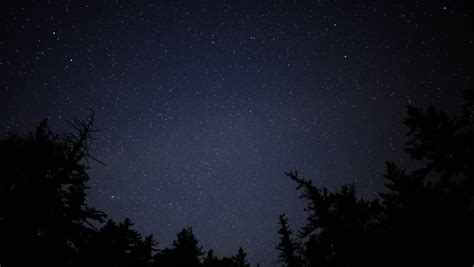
[203,249,219,267]
[0,114,257,266]
[0,114,105,266]
[202,249,240,267]
[232,247,250,267]
[285,171,382,266]
[77,218,157,266]
[276,214,302,267]
[378,89,474,265]
[154,227,204,267]
[279,90,474,266]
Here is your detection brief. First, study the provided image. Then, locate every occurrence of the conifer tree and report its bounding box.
[276,214,302,267]
[0,114,105,266]
[232,247,250,267]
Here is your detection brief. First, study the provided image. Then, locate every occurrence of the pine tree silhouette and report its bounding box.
[284,171,382,266]
[0,114,105,266]
[77,218,157,266]
[232,247,250,267]
[276,214,302,267]
[154,227,204,267]
[0,114,259,267]
[279,90,474,266]
[378,89,474,265]
[203,249,220,267]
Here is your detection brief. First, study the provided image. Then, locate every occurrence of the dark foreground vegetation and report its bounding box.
[276,90,474,267]
[1,90,473,266]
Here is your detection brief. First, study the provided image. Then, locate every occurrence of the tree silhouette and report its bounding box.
[276,214,302,267]
[0,115,256,266]
[154,227,204,267]
[0,114,105,266]
[77,218,157,266]
[203,249,221,267]
[284,172,382,266]
[377,89,474,265]
[279,90,474,266]
[201,247,255,267]
[7,88,469,266]
[232,247,250,267]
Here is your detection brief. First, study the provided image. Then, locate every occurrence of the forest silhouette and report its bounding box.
[1,90,473,266]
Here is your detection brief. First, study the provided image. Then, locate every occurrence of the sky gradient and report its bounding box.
[1,1,472,266]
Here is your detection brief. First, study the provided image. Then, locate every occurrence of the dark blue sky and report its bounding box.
[1,1,472,266]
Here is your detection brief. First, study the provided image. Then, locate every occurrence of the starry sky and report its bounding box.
[1,1,473,266]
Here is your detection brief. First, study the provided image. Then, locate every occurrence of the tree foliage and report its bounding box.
[276,214,302,267]
[0,114,105,265]
[0,114,255,266]
[278,90,474,266]
[1,90,472,266]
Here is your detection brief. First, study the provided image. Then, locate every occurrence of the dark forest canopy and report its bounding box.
[277,90,474,267]
[1,90,473,266]
[0,115,253,267]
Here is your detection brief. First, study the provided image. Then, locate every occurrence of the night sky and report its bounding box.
[1,1,472,266]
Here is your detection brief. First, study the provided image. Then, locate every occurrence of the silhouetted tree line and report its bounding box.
[0,115,254,266]
[276,90,474,266]
[1,91,473,266]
